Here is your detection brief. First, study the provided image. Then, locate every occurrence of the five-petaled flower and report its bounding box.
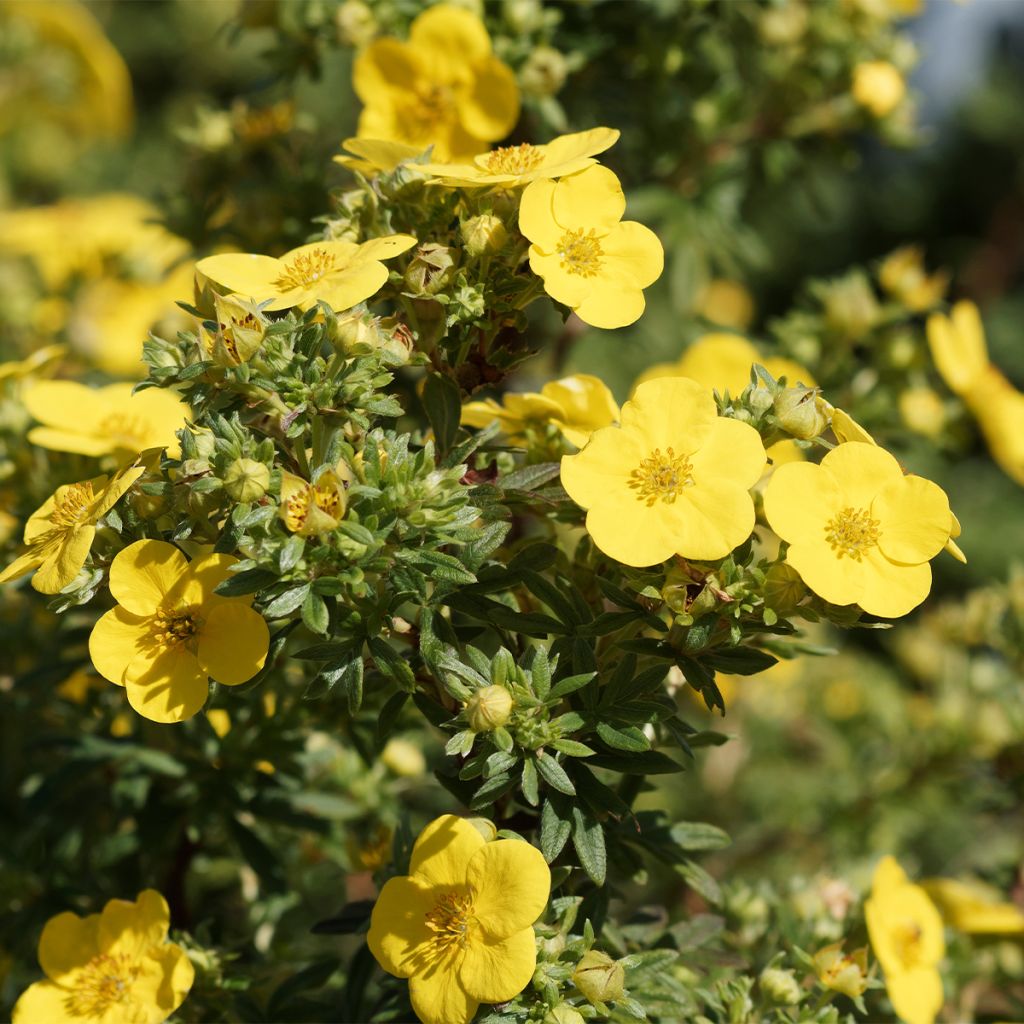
[353,4,519,162]
[12,889,194,1024]
[764,442,954,618]
[368,814,550,1024]
[519,165,664,329]
[865,856,945,1024]
[0,467,143,594]
[561,377,765,566]
[89,540,270,723]
[195,236,417,312]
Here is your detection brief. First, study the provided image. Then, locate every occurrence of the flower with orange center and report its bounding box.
[279,468,347,536]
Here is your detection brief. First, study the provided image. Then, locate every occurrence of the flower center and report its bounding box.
[98,413,150,449]
[892,919,924,968]
[275,248,336,291]
[557,228,604,278]
[284,480,341,532]
[411,82,455,128]
[629,448,694,505]
[485,143,544,175]
[63,952,138,1018]
[50,482,95,529]
[424,891,474,953]
[151,610,201,648]
[824,506,881,560]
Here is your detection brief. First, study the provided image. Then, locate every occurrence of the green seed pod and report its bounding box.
[465,685,513,732]
[572,950,625,1005]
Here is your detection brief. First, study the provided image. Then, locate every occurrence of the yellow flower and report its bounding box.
[0,467,143,594]
[195,236,416,312]
[88,540,270,723]
[0,344,66,384]
[334,137,430,176]
[921,877,1024,935]
[368,814,550,1024]
[898,387,945,439]
[279,468,347,535]
[881,247,949,312]
[865,856,945,1024]
[812,941,870,999]
[462,374,619,448]
[418,127,620,187]
[353,4,520,162]
[926,301,988,396]
[23,381,189,461]
[852,60,907,118]
[561,377,765,566]
[12,889,194,1024]
[520,166,664,329]
[202,293,269,367]
[697,279,756,331]
[765,442,953,617]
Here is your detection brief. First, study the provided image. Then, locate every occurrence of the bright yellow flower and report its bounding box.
[812,941,870,999]
[23,381,189,461]
[865,856,945,1024]
[0,467,143,594]
[880,246,948,312]
[697,278,756,331]
[561,377,765,566]
[921,877,1024,935]
[764,442,953,617]
[926,301,988,396]
[88,540,270,723]
[195,236,416,312]
[334,137,430,176]
[898,386,945,439]
[12,889,193,1024]
[368,814,550,1024]
[353,4,520,162]
[462,373,619,448]
[279,468,347,535]
[520,166,664,329]
[418,127,620,187]
[852,61,907,118]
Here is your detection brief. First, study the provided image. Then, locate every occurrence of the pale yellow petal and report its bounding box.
[409,4,492,73]
[0,549,43,586]
[27,426,113,457]
[31,525,95,594]
[353,234,419,264]
[673,478,757,560]
[109,540,190,616]
[689,418,765,491]
[519,179,561,251]
[886,966,943,1024]
[12,980,74,1024]
[574,281,646,330]
[859,550,932,618]
[136,943,195,1019]
[194,253,290,308]
[820,441,903,508]
[527,249,592,309]
[763,462,842,543]
[38,911,102,981]
[560,427,643,510]
[22,380,108,432]
[677,333,761,394]
[600,220,664,289]
[367,875,435,978]
[873,855,911,897]
[872,475,951,564]
[317,263,390,313]
[623,377,717,454]
[467,838,550,940]
[785,538,865,608]
[542,127,620,168]
[353,39,421,105]
[409,815,485,889]
[197,604,269,685]
[99,890,170,959]
[583,492,690,567]
[459,927,537,1004]
[457,55,520,142]
[551,166,625,232]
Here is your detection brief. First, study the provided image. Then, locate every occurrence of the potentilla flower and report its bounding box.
[353,4,520,162]
[0,467,143,594]
[368,814,550,1024]
[23,381,189,460]
[195,235,417,312]
[418,127,620,188]
[812,941,870,999]
[865,857,945,1024]
[519,165,664,329]
[881,246,948,313]
[89,540,270,723]
[561,377,766,566]
[279,468,347,536]
[763,441,953,618]
[921,877,1024,935]
[12,889,194,1024]
[334,138,430,177]
[852,60,906,118]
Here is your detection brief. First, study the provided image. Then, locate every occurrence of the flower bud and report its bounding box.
[224,458,271,503]
[823,274,879,340]
[465,817,498,842]
[572,950,625,1005]
[404,244,458,296]
[461,214,508,258]
[336,0,377,47]
[544,1007,585,1024]
[466,685,513,732]
[335,313,383,354]
[380,737,426,777]
[812,942,869,998]
[852,60,906,118]
[748,386,775,415]
[520,46,569,98]
[774,386,828,440]
[759,967,801,1005]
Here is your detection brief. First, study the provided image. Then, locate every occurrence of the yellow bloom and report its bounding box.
[812,941,870,999]
[195,236,416,312]
[202,293,269,367]
[88,540,270,723]
[561,377,766,566]
[24,381,189,461]
[865,856,945,1024]
[418,127,620,187]
[12,889,193,1024]
[334,137,430,176]
[279,468,347,535]
[852,60,907,118]
[697,279,756,331]
[926,301,988,396]
[881,247,949,313]
[368,814,550,1024]
[520,166,664,329]
[462,373,619,448]
[764,442,953,617]
[0,467,143,594]
[353,4,519,162]
[898,387,945,439]
[921,877,1024,935]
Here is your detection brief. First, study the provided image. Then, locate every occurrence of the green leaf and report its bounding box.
[521,757,540,806]
[398,548,476,585]
[530,646,551,700]
[670,821,731,851]
[423,372,461,454]
[595,722,651,752]
[500,462,561,492]
[705,647,778,675]
[279,535,305,573]
[540,798,571,862]
[535,752,576,795]
[547,672,596,701]
[677,858,722,905]
[268,960,339,1018]
[470,771,517,810]
[263,583,311,619]
[214,567,278,597]
[301,590,329,636]
[571,805,607,885]
[368,637,416,689]
[550,738,596,757]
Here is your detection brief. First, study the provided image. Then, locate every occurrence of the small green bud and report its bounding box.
[520,46,569,98]
[759,966,801,1006]
[572,950,625,1005]
[773,386,828,439]
[335,0,376,46]
[224,458,270,502]
[461,214,508,257]
[404,243,458,296]
[544,1006,585,1024]
[748,385,775,415]
[466,685,513,732]
[823,273,879,340]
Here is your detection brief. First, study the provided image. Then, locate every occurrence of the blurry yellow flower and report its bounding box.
[899,387,945,439]
[0,344,65,384]
[353,4,519,161]
[334,138,429,176]
[207,708,232,738]
[881,247,949,312]
[89,540,270,723]
[24,381,189,461]
[462,373,619,448]
[697,279,755,331]
[353,823,394,871]
[279,469,347,536]
[11,889,193,1024]
[852,61,907,118]
[921,877,1024,935]
[195,236,416,312]
[812,941,869,999]
[866,856,945,1024]
[520,166,664,329]
[56,668,103,704]
[926,301,988,396]
[0,467,143,594]
[561,377,765,566]
[419,127,620,187]
[368,814,550,1024]
[381,737,427,777]
[764,442,953,617]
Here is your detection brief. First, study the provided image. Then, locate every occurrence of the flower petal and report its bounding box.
[318,262,390,313]
[457,56,520,142]
[12,981,74,1024]
[519,179,561,251]
[99,890,171,959]
[574,281,646,330]
[872,475,951,564]
[542,127,620,169]
[560,427,643,510]
[27,426,113,457]
[583,493,691,567]
[785,538,864,608]
[38,911,102,981]
[110,540,190,616]
[409,969,478,1024]
[763,462,842,544]
[353,39,421,105]
[409,815,485,889]
[673,478,757,560]
[409,4,492,73]
[31,525,95,594]
[885,966,944,1024]
[623,377,717,454]
[689,417,765,491]
[134,942,195,1018]
[528,249,592,309]
[467,838,550,940]
[459,926,537,1003]
[353,234,419,264]
[858,549,932,618]
[22,380,108,434]
[552,166,625,232]
[89,606,150,686]
[367,875,436,978]
[600,221,664,289]
[0,549,43,586]
[195,253,290,309]
[125,650,208,723]
[820,441,903,508]
[197,604,269,685]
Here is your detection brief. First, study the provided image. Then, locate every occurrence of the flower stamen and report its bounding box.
[275,249,336,291]
[425,891,474,953]
[557,228,603,278]
[50,482,95,529]
[486,143,544,175]
[63,952,138,1018]
[824,506,881,560]
[151,611,200,647]
[629,448,694,505]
